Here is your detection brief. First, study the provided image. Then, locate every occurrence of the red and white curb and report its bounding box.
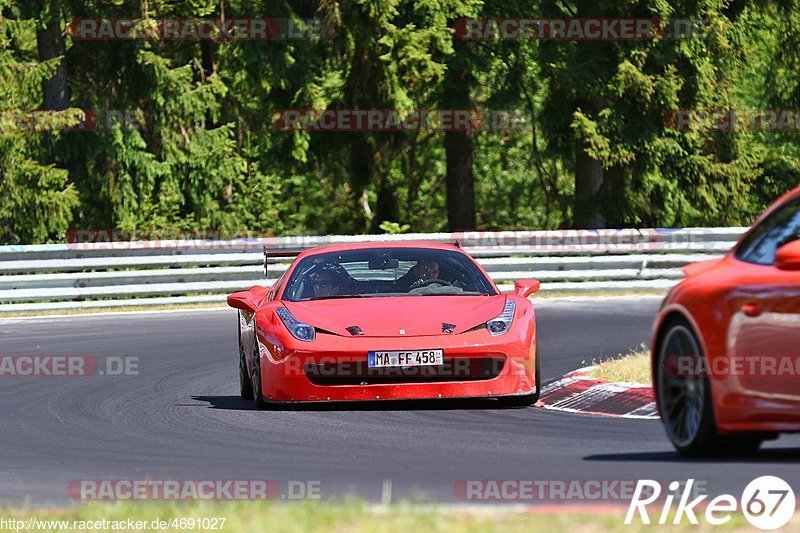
[537,368,658,419]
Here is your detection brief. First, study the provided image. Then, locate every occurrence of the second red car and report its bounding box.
[653,186,800,455]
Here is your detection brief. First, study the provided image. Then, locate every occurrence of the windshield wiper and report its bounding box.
[410,292,483,296]
[307,294,364,301]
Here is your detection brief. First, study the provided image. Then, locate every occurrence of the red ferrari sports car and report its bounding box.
[652,186,800,455]
[227,242,541,406]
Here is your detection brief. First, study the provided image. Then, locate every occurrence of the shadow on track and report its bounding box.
[190,395,534,411]
[182,395,261,410]
[584,449,800,463]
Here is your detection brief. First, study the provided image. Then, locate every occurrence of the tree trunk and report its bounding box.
[349,136,374,233]
[37,5,69,110]
[370,173,399,233]
[574,146,604,228]
[443,39,476,231]
[444,130,475,231]
[200,40,217,129]
[600,164,632,227]
[569,0,607,229]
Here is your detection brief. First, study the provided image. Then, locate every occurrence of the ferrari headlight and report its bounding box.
[487,300,516,336]
[276,308,316,341]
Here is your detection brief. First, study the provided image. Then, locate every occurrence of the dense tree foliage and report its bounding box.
[0,0,797,243]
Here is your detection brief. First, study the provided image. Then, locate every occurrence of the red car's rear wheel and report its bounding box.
[657,319,762,456]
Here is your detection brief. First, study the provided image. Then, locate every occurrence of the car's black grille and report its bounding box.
[304,357,505,386]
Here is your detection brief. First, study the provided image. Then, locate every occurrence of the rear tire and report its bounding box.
[656,319,762,457]
[499,347,541,407]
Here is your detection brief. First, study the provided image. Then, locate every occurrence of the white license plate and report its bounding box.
[368,349,443,368]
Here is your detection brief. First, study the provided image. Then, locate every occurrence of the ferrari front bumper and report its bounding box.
[258,333,537,402]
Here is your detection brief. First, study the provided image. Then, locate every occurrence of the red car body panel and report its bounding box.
[229,242,539,402]
[652,187,800,434]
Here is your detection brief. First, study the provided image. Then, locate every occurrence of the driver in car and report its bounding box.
[396,259,444,291]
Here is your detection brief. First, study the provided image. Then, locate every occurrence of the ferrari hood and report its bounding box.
[282,295,507,337]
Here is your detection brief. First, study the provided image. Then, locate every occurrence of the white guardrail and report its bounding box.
[0,228,747,313]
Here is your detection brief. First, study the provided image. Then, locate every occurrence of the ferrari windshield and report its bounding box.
[282,248,497,301]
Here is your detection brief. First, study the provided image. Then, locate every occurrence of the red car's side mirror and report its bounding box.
[227,286,270,312]
[227,291,255,312]
[514,278,541,298]
[775,240,800,271]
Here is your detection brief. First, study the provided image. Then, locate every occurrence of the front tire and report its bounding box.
[499,347,541,407]
[238,311,253,400]
[239,350,253,400]
[656,320,762,456]
[251,342,268,408]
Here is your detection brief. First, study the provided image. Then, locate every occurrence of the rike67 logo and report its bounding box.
[625,476,795,530]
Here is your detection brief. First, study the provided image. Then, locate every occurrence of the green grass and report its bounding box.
[0,500,781,532]
[587,344,652,385]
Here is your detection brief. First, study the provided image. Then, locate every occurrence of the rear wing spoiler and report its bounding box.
[263,247,306,277]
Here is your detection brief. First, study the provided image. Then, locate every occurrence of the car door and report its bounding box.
[727,197,800,403]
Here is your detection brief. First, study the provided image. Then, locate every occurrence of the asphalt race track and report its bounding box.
[1,296,798,506]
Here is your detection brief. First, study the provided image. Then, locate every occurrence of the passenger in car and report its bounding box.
[311,264,350,298]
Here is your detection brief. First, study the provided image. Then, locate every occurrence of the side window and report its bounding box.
[736,198,800,265]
